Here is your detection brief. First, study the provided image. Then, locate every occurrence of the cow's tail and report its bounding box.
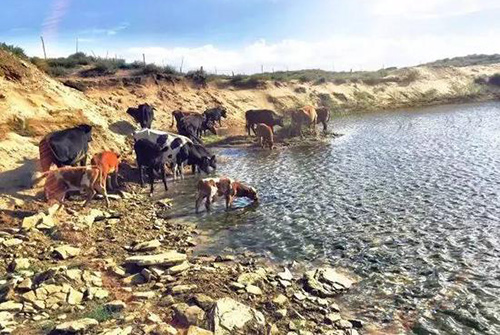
[170,111,176,128]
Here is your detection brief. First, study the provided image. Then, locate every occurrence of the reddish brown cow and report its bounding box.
[91,151,121,191]
[35,166,109,207]
[291,105,318,137]
[195,177,258,213]
[254,123,274,149]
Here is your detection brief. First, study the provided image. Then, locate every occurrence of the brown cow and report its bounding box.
[195,177,258,213]
[291,105,317,137]
[316,107,331,134]
[34,166,109,207]
[91,151,121,191]
[254,123,274,149]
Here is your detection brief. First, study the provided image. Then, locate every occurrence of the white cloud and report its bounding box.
[125,33,500,74]
[80,22,130,37]
[370,0,500,19]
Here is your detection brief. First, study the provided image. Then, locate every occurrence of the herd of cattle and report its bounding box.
[34,103,330,211]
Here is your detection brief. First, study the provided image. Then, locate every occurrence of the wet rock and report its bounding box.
[0,301,22,312]
[245,284,262,295]
[174,303,205,326]
[186,325,213,335]
[104,300,126,313]
[54,318,98,333]
[125,251,187,267]
[171,284,197,295]
[168,261,190,275]
[303,268,353,297]
[53,245,81,260]
[272,294,288,306]
[209,297,265,335]
[132,239,161,252]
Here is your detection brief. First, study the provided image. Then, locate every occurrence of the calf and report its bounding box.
[127,103,154,129]
[133,129,192,179]
[291,105,318,137]
[245,109,284,136]
[195,177,258,213]
[36,166,109,207]
[177,114,217,142]
[203,106,227,127]
[171,110,200,128]
[91,151,120,191]
[316,107,331,133]
[39,124,92,172]
[254,123,274,149]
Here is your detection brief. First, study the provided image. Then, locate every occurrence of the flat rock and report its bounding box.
[190,294,215,311]
[53,245,81,260]
[17,278,32,291]
[168,261,190,275]
[209,297,265,335]
[9,258,30,272]
[66,288,83,305]
[245,284,262,295]
[55,318,98,333]
[171,284,197,295]
[174,303,205,326]
[237,273,264,285]
[132,239,161,252]
[187,325,213,335]
[132,291,155,300]
[21,213,43,230]
[0,301,23,312]
[2,239,23,248]
[122,273,146,285]
[277,268,293,281]
[272,294,288,306]
[125,251,187,267]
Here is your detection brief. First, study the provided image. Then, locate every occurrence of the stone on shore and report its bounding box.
[54,318,98,333]
[171,284,197,295]
[53,245,81,260]
[132,239,161,252]
[9,258,30,272]
[303,268,353,297]
[0,301,22,312]
[187,325,213,335]
[173,303,205,326]
[125,251,187,267]
[209,297,265,335]
[2,239,23,248]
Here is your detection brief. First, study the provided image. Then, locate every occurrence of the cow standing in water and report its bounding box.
[291,105,318,137]
[254,123,274,149]
[195,177,258,213]
[38,124,93,172]
[245,109,284,136]
[315,107,331,134]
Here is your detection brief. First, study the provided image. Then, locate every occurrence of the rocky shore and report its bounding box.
[0,186,363,335]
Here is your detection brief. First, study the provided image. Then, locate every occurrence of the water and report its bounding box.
[165,102,500,334]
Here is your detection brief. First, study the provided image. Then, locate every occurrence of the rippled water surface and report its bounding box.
[166,102,500,334]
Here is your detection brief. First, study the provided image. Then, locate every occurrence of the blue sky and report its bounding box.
[1,0,500,73]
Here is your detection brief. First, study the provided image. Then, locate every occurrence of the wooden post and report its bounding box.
[214,67,217,75]
[180,57,184,73]
[76,38,78,53]
[143,53,146,66]
[261,64,263,73]
[40,36,47,59]
[232,71,234,77]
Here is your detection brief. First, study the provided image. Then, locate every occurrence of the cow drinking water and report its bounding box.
[245,109,284,136]
[195,177,258,213]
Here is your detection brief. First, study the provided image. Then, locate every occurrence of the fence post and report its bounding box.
[40,36,47,59]
[180,56,184,73]
[76,37,78,53]
[143,53,146,66]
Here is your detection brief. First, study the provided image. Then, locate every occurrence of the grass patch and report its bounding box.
[422,54,500,67]
[202,134,226,146]
[85,304,117,322]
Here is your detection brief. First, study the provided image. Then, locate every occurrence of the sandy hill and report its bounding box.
[1,49,500,208]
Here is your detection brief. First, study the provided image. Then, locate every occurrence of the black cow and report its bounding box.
[245,109,284,136]
[127,103,154,129]
[179,143,217,175]
[170,110,200,128]
[134,138,185,196]
[39,124,93,172]
[316,107,331,133]
[203,106,227,127]
[177,114,217,142]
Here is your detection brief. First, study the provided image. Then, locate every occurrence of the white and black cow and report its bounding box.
[132,129,191,180]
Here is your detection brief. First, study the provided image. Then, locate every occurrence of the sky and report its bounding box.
[1,0,500,74]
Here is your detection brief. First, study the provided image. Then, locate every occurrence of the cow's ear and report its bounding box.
[210,155,216,162]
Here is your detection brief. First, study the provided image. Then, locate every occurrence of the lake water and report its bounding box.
[165,102,500,335]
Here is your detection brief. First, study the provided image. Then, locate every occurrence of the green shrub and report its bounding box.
[136,63,178,75]
[0,42,27,59]
[48,66,71,77]
[488,73,500,86]
[186,68,208,85]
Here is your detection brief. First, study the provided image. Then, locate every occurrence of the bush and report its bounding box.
[488,73,500,86]
[0,43,27,59]
[136,63,177,75]
[48,66,71,77]
[186,68,208,86]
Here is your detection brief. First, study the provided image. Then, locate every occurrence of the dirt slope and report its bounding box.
[1,49,500,208]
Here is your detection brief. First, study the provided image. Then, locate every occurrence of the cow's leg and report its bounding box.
[95,180,110,207]
[219,119,222,127]
[178,162,185,180]
[80,155,87,167]
[205,196,212,212]
[161,165,168,192]
[259,136,264,148]
[322,121,328,134]
[225,195,234,210]
[148,166,155,196]
[172,163,177,181]
[83,186,96,207]
[195,194,205,213]
[191,164,196,174]
[139,166,145,187]
[246,124,251,136]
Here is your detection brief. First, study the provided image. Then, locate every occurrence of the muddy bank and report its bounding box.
[0,181,366,335]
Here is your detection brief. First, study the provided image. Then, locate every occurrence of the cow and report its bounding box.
[39,124,92,172]
[254,123,274,149]
[177,114,217,142]
[91,151,120,191]
[133,129,192,180]
[171,110,200,128]
[203,106,227,127]
[35,166,109,207]
[245,109,284,136]
[290,105,318,137]
[180,143,217,175]
[316,107,331,134]
[133,139,170,196]
[195,177,258,213]
[127,103,154,129]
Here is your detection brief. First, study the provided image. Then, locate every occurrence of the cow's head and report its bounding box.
[276,116,285,127]
[199,157,211,174]
[246,186,259,202]
[206,121,217,135]
[77,124,93,142]
[219,106,228,118]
